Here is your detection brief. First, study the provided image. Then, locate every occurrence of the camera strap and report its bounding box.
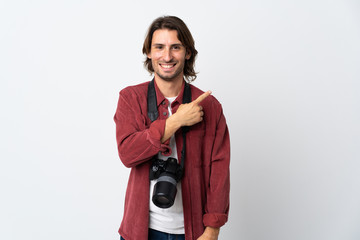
[147,79,191,169]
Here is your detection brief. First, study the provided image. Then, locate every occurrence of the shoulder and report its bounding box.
[120,81,149,96]
[118,81,151,104]
[116,81,150,109]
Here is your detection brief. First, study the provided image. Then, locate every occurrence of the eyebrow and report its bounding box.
[152,43,184,47]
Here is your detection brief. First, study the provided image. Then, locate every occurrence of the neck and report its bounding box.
[154,75,184,98]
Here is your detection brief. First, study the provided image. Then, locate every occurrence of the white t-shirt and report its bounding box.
[149,96,185,234]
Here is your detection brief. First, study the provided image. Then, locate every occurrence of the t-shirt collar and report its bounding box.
[153,78,186,107]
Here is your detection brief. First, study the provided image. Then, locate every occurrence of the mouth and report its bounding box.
[159,63,176,70]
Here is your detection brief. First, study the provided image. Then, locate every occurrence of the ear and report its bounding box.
[147,52,151,59]
[185,50,191,60]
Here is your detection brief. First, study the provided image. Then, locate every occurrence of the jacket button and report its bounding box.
[163,112,167,116]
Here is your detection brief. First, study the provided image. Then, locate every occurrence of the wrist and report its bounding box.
[168,114,182,129]
[161,115,182,143]
[204,226,220,238]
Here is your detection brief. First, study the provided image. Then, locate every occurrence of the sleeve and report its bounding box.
[113,88,171,168]
[203,105,230,228]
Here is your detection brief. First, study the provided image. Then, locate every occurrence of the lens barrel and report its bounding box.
[152,173,178,208]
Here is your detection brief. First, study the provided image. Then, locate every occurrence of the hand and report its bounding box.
[172,90,212,127]
[161,90,211,143]
[197,226,220,240]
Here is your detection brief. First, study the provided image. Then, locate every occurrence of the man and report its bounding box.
[114,16,230,240]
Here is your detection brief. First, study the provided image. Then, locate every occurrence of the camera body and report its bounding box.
[149,157,183,208]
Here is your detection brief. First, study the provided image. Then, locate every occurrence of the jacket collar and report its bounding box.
[153,78,186,107]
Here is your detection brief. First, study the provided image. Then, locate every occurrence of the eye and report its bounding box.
[172,45,181,50]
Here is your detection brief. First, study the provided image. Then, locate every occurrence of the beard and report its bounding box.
[152,61,185,82]
[156,68,183,82]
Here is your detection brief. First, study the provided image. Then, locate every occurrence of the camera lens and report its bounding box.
[152,173,177,208]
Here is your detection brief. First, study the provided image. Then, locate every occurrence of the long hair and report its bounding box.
[142,16,198,82]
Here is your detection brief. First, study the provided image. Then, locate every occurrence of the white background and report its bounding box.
[1,0,359,239]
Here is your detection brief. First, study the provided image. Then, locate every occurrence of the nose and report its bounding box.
[163,48,172,62]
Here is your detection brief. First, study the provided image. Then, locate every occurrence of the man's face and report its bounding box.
[147,29,191,82]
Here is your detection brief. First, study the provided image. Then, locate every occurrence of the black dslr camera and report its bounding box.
[149,157,184,208]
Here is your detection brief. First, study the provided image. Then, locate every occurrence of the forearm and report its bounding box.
[117,127,169,167]
[115,107,171,167]
[161,115,181,143]
[204,111,230,227]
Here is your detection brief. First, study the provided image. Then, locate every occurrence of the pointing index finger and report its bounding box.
[193,90,212,104]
